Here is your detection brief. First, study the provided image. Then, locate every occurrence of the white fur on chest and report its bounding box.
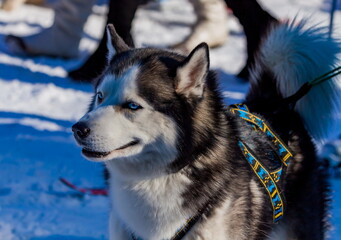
[267,224,290,240]
[109,173,192,240]
[187,197,232,240]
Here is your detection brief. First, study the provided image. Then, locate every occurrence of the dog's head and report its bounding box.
[72,24,210,179]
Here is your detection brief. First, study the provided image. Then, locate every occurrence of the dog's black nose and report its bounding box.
[72,122,91,139]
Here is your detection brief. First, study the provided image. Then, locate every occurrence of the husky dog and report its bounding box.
[72,22,340,240]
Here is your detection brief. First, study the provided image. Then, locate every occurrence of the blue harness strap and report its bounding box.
[230,104,293,166]
[238,141,285,222]
[229,104,294,223]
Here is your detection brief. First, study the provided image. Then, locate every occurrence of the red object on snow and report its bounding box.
[59,178,108,196]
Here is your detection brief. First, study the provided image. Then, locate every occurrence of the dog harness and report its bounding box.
[131,205,211,240]
[229,103,294,223]
[228,66,341,223]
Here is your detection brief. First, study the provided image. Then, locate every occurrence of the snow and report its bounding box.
[0,0,340,239]
[0,80,91,121]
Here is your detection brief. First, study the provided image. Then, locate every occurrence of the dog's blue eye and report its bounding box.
[128,102,141,110]
[97,92,104,103]
[123,102,142,110]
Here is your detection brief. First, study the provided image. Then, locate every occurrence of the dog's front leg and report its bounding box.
[109,212,131,240]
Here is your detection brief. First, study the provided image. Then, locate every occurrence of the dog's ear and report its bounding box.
[175,43,209,98]
[106,24,130,63]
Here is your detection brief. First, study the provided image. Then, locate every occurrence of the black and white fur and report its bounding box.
[72,22,340,240]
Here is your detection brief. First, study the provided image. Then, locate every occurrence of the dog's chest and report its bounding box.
[110,175,192,240]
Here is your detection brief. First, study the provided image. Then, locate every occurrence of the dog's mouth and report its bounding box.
[82,140,140,159]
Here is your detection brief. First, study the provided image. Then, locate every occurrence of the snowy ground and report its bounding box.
[0,0,340,239]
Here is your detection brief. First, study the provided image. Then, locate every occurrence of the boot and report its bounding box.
[6,0,96,58]
[172,0,228,54]
[225,0,278,80]
[68,0,141,82]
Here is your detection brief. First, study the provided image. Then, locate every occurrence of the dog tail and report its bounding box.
[247,20,341,140]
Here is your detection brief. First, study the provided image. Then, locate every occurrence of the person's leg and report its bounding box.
[225,0,278,80]
[172,0,228,53]
[68,0,144,82]
[6,0,96,58]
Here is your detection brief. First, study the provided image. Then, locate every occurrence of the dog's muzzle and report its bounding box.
[72,121,112,158]
[72,121,141,159]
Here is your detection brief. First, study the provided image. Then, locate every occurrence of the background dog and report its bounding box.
[72,22,340,240]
